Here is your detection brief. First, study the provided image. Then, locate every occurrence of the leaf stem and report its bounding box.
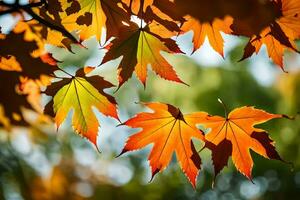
[218,98,228,119]
[140,0,144,28]
[59,68,74,78]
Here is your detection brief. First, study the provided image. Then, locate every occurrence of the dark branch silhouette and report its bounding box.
[0,0,78,43]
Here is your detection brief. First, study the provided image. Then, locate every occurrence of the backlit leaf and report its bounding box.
[120,102,205,187]
[103,22,184,88]
[44,68,119,147]
[191,106,285,179]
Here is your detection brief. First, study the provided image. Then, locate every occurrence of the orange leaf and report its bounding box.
[102,22,184,88]
[0,28,57,127]
[120,102,205,187]
[240,0,300,69]
[181,15,232,56]
[192,106,284,180]
[122,0,153,15]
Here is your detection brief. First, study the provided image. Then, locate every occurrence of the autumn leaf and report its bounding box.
[13,21,48,57]
[60,0,106,40]
[241,28,291,68]
[0,68,46,128]
[121,0,182,33]
[239,0,300,69]
[0,29,58,127]
[150,0,279,36]
[121,0,153,16]
[120,102,205,187]
[30,1,78,49]
[124,0,232,56]
[147,0,299,65]
[192,103,285,180]
[57,0,130,41]
[173,0,279,34]
[0,70,33,127]
[181,15,232,56]
[13,20,75,58]
[0,55,22,72]
[0,26,58,79]
[101,0,131,39]
[44,67,119,147]
[240,25,298,69]
[102,22,184,88]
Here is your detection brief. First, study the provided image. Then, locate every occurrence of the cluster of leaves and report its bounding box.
[119,102,289,187]
[0,0,298,188]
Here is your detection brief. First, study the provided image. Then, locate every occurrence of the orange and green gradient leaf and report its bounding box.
[120,102,205,187]
[103,22,184,88]
[45,68,119,147]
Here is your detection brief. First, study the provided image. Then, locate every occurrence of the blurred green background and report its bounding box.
[0,21,300,200]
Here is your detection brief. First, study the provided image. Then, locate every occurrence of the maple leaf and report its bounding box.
[13,21,48,57]
[29,1,78,49]
[152,0,278,35]
[59,0,106,40]
[147,0,277,57]
[124,0,185,35]
[102,22,184,88]
[44,67,119,147]
[0,70,32,127]
[239,0,300,69]
[20,19,74,50]
[123,0,231,57]
[191,104,285,180]
[0,62,46,128]
[146,0,298,63]
[240,27,295,68]
[101,0,131,39]
[120,102,205,187]
[0,29,58,127]
[121,0,183,40]
[0,26,58,79]
[181,15,232,56]
[57,0,130,41]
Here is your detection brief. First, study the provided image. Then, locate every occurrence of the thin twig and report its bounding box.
[0,0,78,43]
[24,7,78,43]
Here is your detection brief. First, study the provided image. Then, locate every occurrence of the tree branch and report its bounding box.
[24,7,78,43]
[0,0,45,10]
[0,0,78,43]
